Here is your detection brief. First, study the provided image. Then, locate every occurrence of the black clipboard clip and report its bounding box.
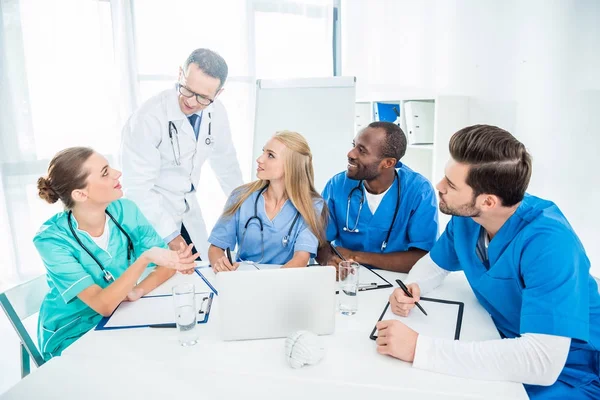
[198,295,213,316]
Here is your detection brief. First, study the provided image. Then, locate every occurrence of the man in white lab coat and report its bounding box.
[120,48,243,259]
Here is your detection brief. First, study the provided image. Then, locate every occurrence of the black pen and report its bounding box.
[329,242,346,261]
[395,279,427,316]
[226,247,233,265]
[148,323,176,328]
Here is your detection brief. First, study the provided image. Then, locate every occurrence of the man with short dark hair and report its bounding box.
[317,121,438,272]
[377,125,600,399]
[120,48,243,261]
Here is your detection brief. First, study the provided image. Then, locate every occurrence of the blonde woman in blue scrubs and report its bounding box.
[208,131,327,271]
[34,147,198,359]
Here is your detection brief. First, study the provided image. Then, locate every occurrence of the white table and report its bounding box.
[1,270,528,400]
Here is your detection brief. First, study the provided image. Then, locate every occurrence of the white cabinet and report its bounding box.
[354,101,372,132]
[404,101,434,145]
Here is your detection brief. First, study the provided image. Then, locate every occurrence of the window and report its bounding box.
[0,0,335,288]
[254,1,333,78]
[0,0,118,287]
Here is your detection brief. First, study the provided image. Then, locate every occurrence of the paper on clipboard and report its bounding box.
[99,292,212,329]
[370,297,464,340]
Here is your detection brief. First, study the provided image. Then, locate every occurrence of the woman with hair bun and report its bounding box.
[34,147,197,359]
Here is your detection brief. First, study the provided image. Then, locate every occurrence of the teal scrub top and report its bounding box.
[431,194,600,399]
[34,199,167,359]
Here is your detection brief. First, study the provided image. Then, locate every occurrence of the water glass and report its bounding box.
[172,283,198,346]
[338,261,360,315]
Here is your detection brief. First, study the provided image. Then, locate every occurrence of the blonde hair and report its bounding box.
[223,131,328,245]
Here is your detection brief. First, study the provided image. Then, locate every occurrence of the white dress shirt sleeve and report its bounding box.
[405,253,450,294]
[413,332,571,386]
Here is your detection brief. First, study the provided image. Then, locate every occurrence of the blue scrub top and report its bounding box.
[208,188,322,264]
[431,194,600,398]
[33,199,167,360]
[322,163,438,261]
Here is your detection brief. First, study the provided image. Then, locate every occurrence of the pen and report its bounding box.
[395,279,428,316]
[226,247,233,265]
[148,323,177,328]
[358,282,378,291]
[329,242,346,261]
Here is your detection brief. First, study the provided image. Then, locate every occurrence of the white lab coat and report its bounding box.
[120,87,243,257]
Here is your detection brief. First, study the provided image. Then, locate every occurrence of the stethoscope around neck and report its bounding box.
[343,169,401,252]
[237,184,300,263]
[67,210,134,284]
[168,112,213,166]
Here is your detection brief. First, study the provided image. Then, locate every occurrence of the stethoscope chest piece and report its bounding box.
[103,270,115,284]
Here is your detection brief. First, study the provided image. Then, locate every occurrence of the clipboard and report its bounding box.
[196,268,219,295]
[369,297,464,340]
[336,265,392,294]
[95,292,214,331]
[197,263,392,295]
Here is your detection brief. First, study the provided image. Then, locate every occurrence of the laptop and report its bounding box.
[216,266,336,341]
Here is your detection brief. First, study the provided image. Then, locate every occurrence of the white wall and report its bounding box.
[342,0,600,275]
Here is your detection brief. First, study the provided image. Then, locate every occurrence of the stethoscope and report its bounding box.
[238,185,300,263]
[343,170,401,252]
[168,112,213,166]
[67,210,134,284]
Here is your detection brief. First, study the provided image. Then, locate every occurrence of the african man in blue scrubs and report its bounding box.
[377,125,600,399]
[316,121,438,272]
